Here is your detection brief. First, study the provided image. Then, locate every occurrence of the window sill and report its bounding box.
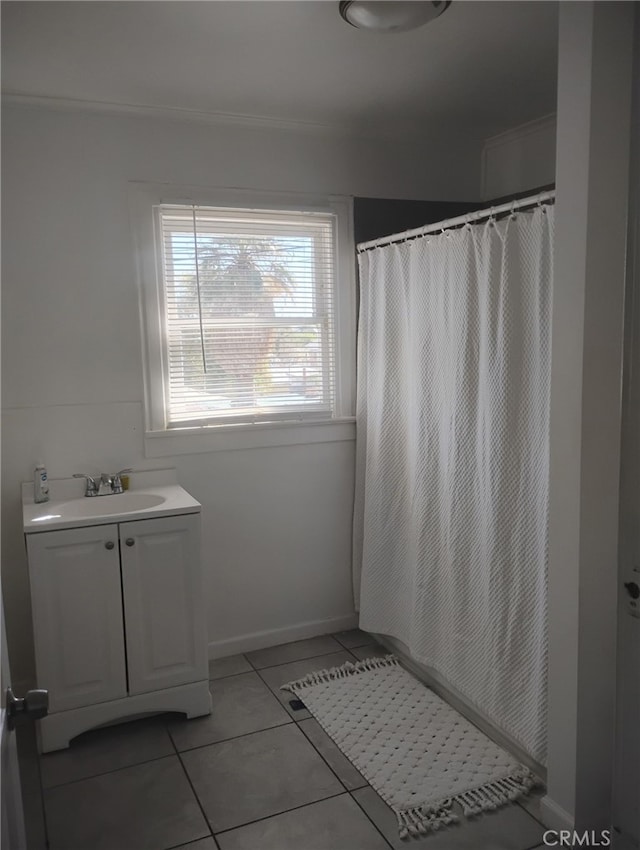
[144,417,356,457]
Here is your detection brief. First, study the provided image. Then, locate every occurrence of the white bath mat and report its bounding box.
[282,655,538,840]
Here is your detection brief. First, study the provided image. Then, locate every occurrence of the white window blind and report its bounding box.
[156,204,337,428]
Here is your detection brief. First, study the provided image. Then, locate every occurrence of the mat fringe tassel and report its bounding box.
[281,654,399,693]
[281,655,539,842]
[397,768,538,840]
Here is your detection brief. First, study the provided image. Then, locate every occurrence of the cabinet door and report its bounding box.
[120,514,207,695]
[26,525,127,713]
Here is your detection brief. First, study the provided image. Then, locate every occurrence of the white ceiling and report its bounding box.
[1,1,558,140]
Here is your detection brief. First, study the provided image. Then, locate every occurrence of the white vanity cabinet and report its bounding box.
[25,497,211,753]
[119,515,206,695]
[27,524,127,713]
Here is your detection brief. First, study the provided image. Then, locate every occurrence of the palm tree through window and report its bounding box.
[158,205,336,427]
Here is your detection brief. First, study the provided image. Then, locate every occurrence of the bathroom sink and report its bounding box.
[56,492,166,518]
[23,477,201,532]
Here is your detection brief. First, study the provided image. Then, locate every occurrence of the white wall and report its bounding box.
[613,47,640,836]
[481,114,556,201]
[545,1,634,831]
[1,105,481,685]
[613,11,640,845]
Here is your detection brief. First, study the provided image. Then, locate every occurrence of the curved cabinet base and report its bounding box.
[38,679,211,753]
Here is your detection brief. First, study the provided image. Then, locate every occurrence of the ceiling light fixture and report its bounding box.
[339,1,451,33]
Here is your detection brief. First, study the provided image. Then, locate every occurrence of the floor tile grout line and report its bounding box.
[254,648,360,720]
[333,636,379,651]
[242,651,259,672]
[40,631,537,850]
[171,731,220,850]
[172,704,546,850]
[349,790,396,849]
[41,743,218,850]
[211,789,351,838]
[40,744,180,791]
[167,718,295,755]
[206,666,304,724]
[351,788,547,850]
[173,705,367,841]
[336,638,376,650]
[292,715,370,794]
[294,716,353,794]
[232,634,373,674]
[253,648,360,693]
[245,645,355,672]
[164,834,220,850]
[207,669,256,683]
[253,666,296,705]
[253,671,313,721]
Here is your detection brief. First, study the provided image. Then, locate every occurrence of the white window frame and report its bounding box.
[129,182,356,455]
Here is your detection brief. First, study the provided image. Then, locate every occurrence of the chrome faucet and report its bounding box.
[97,473,115,496]
[111,469,132,494]
[73,473,99,496]
[73,469,132,497]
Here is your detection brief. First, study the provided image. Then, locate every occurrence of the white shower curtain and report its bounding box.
[353,205,553,764]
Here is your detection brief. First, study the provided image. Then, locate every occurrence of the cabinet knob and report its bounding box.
[105,541,115,550]
[125,538,135,547]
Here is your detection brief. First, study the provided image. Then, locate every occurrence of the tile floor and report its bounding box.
[39,630,549,850]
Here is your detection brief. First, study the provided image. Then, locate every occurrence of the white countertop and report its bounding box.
[23,470,201,533]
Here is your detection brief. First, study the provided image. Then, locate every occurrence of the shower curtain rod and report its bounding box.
[357,189,556,253]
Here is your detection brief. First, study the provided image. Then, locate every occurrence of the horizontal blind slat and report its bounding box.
[157,203,336,425]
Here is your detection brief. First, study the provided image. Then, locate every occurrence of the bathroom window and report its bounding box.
[132,185,355,450]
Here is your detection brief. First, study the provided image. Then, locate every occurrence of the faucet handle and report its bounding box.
[73,473,99,496]
[112,468,132,494]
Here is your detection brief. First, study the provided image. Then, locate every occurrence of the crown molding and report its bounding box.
[483,113,557,152]
[480,112,556,200]
[1,91,450,144]
[1,92,351,136]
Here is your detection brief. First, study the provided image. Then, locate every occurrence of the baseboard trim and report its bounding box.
[539,796,575,832]
[208,613,359,659]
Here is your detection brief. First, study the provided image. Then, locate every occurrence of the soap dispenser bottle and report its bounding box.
[34,461,50,504]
